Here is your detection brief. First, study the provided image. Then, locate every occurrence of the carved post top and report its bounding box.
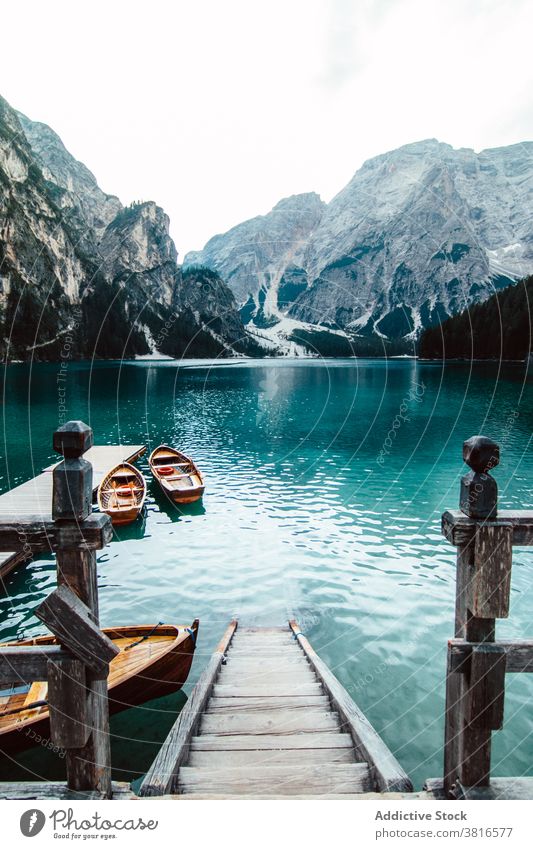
[52,422,93,521]
[460,435,499,520]
[53,421,93,458]
[463,435,500,473]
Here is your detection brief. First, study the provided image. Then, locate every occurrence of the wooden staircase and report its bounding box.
[140,621,412,798]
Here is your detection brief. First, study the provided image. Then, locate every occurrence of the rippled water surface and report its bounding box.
[0,359,531,788]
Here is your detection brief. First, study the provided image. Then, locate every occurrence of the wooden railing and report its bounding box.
[442,435,533,797]
[0,421,115,797]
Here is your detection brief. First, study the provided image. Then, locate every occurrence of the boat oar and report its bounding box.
[1,699,48,718]
[124,621,164,651]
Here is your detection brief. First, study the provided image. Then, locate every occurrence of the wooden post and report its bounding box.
[52,421,113,798]
[444,436,503,795]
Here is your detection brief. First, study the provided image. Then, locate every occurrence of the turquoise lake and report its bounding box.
[0,358,531,790]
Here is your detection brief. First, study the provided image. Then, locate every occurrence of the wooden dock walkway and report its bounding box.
[0,444,145,579]
[140,621,412,798]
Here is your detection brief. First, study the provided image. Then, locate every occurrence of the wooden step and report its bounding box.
[190,732,354,751]
[188,746,356,767]
[216,670,316,688]
[213,682,324,698]
[199,709,341,736]
[225,657,308,671]
[206,695,331,713]
[225,649,294,658]
[177,763,372,795]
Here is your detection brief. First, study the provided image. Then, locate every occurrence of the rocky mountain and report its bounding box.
[0,94,256,361]
[185,139,533,351]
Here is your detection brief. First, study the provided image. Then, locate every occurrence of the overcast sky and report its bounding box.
[2,0,532,256]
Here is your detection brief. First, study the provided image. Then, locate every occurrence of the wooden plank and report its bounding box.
[190,732,355,751]
[47,658,90,748]
[64,675,111,796]
[139,620,238,797]
[167,792,426,800]
[466,645,506,730]
[0,781,135,800]
[0,513,112,553]
[35,585,119,674]
[200,709,341,736]
[213,682,324,698]
[0,550,31,581]
[288,620,412,793]
[225,649,290,658]
[0,646,72,686]
[444,642,493,792]
[449,639,533,673]
[224,652,311,675]
[0,445,145,524]
[469,524,513,618]
[442,510,533,547]
[217,670,317,688]
[188,747,355,767]
[207,695,331,713]
[177,763,372,795]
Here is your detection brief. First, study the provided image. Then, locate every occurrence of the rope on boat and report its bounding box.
[185,627,196,644]
[124,621,164,651]
[293,631,304,639]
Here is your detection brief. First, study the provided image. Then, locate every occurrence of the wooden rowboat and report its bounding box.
[97,462,146,525]
[0,621,198,755]
[149,445,205,504]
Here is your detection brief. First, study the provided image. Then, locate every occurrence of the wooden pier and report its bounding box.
[0,443,145,579]
[140,621,412,798]
[0,424,532,801]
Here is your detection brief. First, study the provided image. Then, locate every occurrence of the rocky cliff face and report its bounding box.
[185,139,533,346]
[0,94,254,361]
[185,193,325,327]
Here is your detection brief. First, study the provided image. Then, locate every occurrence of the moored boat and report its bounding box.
[0,621,198,754]
[149,445,205,504]
[97,462,146,525]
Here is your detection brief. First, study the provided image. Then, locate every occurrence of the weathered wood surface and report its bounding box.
[442,510,533,547]
[0,444,145,523]
[188,746,355,767]
[190,731,354,751]
[442,441,529,797]
[0,781,135,800]
[0,645,72,686]
[0,513,112,553]
[288,620,412,793]
[444,540,495,792]
[466,645,506,730]
[47,657,90,748]
[0,550,30,581]
[177,763,372,795]
[449,639,533,673]
[140,620,238,796]
[50,424,113,799]
[470,524,513,618]
[35,584,118,674]
[142,622,412,798]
